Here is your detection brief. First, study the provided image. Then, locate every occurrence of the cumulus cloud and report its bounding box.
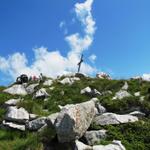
[0,0,96,82]
[89,54,96,63]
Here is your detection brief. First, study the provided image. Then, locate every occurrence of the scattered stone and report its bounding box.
[3,84,27,95]
[95,103,106,115]
[26,117,46,131]
[49,87,55,90]
[54,100,96,143]
[5,106,29,123]
[93,140,126,150]
[4,98,22,107]
[43,79,53,86]
[26,83,39,94]
[93,113,138,126]
[84,130,107,146]
[140,96,145,102]
[29,114,38,121]
[81,87,101,97]
[129,111,145,118]
[121,82,129,90]
[75,140,92,150]
[113,90,131,100]
[34,88,49,99]
[60,77,80,85]
[102,90,112,95]
[134,92,140,97]
[2,120,25,131]
[96,72,111,80]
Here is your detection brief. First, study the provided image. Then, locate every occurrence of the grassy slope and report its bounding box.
[0,77,150,149]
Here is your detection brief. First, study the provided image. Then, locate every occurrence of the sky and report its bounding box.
[0,0,150,85]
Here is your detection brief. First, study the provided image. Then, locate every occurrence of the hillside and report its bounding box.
[0,73,150,150]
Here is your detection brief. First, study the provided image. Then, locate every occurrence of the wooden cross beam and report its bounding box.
[77,54,84,73]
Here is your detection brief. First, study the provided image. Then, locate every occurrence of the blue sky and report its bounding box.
[0,0,150,85]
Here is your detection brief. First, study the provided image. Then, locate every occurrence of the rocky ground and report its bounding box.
[0,73,150,150]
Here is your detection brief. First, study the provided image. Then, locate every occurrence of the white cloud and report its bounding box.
[59,21,66,28]
[89,54,96,63]
[0,0,96,82]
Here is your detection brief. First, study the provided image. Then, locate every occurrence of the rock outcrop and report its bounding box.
[113,90,131,100]
[93,113,138,125]
[54,100,96,143]
[3,84,27,95]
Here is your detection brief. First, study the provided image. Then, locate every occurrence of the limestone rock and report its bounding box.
[29,114,38,121]
[54,100,96,143]
[95,103,106,115]
[2,120,25,131]
[93,113,138,126]
[93,140,126,150]
[121,82,128,90]
[5,106,29,123]
[84,130,107,146]
[4,98,22,107]
[26,117,46,131]
[134,92,140,97]
[81,87,101,97]
[34,88,49,99]
[3,84,27,95]
[26,83,38,94]
[60,77,80,85]
[113,90,131,100]
[75,140,92,150]
[43,79,53,86]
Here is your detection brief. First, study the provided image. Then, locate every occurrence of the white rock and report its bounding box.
[5,106,29,123]
[26,83,38,94]
[84,130,107,146]
[134,92,140,97]
[3,84,27,95]
[95,103,106,115]
[55,100,96,143]
[75,140,92,150]
[121,82,128,90]
[94,113,138,126]
[2,120,25,131]
[60,77,80,85]
[113,90,131,100]
[4,98,22,107]
[34,88,49,99]
[29,114,38,121]
[93,140,126,150]
[26,117,46,131]
[81,87,101,96]
[129,111,145,118]
[43,79,53,86]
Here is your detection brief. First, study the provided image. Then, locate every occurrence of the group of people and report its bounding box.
[28,73,44,82]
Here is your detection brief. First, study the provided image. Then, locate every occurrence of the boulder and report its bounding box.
[93,113,138,126]
[81,87,101,97]
[54,100,96,143]
[33,88,49,99]
[121,82,128,90]
[60,77,80,85]
[93,140,126,150]
[134,92,140,97]
[75,140,92,150]
[2,120,25,131]
[43,79,53,86]
[3,84,27,95]
[95,103,106,115]
[26,83,38,94]
[83,130,107,146]
[4,98,22,107]
[113,90,131,100]
[5,106,29,123]
[26,117,46,131]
